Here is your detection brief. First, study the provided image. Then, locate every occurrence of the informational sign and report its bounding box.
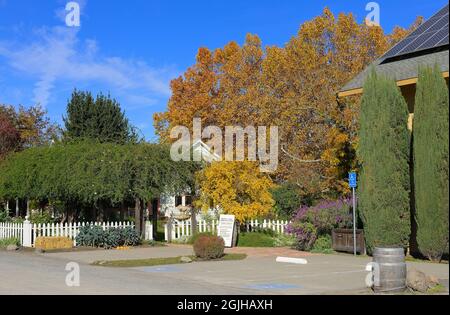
[218,215,236,248]
[349,172,358,255]
[349,172,357,188]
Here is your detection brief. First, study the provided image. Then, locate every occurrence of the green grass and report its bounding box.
[427,284,447,294]
[405,256,449,264]
[91,253,247,268]
[237,232,274,247]
[0,237,20,249]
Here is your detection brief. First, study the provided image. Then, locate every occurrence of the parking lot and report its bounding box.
[0,246,448,295]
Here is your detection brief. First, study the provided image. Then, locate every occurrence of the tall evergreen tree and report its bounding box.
[414,66,449,261]
[63,90,137,144]
[358,70,411,254]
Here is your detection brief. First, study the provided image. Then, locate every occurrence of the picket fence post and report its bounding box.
[22,217,32,248]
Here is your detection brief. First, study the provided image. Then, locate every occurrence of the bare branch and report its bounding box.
[281,145,323,163]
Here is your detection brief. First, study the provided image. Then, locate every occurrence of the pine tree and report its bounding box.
[358,70,411,254]
[63,90,137,144]
[414,66,449,261]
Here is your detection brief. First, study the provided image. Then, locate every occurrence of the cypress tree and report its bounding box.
[358,70,411,254]
[63,90,137,144]
[414,66,449,261]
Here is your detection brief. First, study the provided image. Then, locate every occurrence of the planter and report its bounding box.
[332,229,366,254]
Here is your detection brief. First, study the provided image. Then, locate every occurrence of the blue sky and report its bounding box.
[0,0,447,140]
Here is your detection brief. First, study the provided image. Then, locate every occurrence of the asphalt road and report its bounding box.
[0,251,259,295]
[1,249,448,295]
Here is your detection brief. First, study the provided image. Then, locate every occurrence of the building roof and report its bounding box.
[339,4,449,97]
[339,49,449,96]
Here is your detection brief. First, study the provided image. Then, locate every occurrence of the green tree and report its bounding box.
[358,70,411,254]
[0,142,198,222]
[413,66,449,261]
[271,183,302,219]
[63,90,138,144]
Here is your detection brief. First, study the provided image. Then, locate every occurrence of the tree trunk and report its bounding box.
[231,221,240,247]
[152,199,159,240]
[15,198,19,217]
[26,199,30,218]
[191,208,197,236]
[135,198,142,237]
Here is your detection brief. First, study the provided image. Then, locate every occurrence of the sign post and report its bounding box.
[218,215,236,248]
[349,172,358,256]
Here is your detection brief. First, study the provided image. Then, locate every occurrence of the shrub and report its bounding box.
[311,235,333,254]
[0,209,10,223]
[189,232,213,245]
[414,66,449,261]
[29,212,54,224]
[358,70,411,254]
[237,232,274,247]
[76,225,106,248]
[103,228,124,249]
[193,235,225,260]
[76,226,141,248]
[0,237,20,248]
[289,222,317,251]
[122,227,141,246]
[287,198,353,251]
[273,233,296,248]
[271,183,301,219]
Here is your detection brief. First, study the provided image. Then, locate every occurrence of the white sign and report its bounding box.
[218,215,236,248]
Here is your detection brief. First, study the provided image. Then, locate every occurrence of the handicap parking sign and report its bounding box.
[349,172,357,188]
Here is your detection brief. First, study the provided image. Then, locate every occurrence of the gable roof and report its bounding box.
[339,4,449,97]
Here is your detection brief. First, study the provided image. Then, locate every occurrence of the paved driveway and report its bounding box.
[0,246,448,295]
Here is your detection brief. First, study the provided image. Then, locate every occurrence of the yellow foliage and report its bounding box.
[195,161,275,222]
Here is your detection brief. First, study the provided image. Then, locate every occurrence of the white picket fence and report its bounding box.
[0,220,150,247]
[0,223,24,245]
[165,219,290,241]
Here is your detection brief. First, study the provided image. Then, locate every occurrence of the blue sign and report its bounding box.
[349,172,357,188]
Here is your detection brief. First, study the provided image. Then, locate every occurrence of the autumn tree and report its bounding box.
[195,161,275,222]
[0,111,20,158]
[154,8,415,200]
[0,104,59,151]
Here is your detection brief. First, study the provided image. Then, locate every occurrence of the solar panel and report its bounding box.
[382,4,449,60]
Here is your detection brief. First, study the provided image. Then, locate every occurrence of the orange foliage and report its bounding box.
[154,8,420,199]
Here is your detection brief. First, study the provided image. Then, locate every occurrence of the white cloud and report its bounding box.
[0,26,176,107]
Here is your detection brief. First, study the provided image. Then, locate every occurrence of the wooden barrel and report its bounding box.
[373,247,407,292]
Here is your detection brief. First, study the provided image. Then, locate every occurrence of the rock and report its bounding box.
[6,245,18,251]
[407,269,432,293]
[426,275,440,288]
[180,256,193,263]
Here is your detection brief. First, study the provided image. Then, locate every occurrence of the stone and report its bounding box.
[426,275,440,288]
[6,244,19,251]
[407,269,431,293]
[180,256,193,263]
